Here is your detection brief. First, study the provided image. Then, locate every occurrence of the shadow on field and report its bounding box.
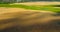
[0,10,60,32]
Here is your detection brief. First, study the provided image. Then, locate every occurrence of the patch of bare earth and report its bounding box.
[0,7,60,32]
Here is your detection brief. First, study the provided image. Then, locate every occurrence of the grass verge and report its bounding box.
[0,4,60,13]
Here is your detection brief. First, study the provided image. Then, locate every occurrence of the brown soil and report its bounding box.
[0,7,60,32]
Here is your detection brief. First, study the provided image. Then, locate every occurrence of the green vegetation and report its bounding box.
[0,4,60,13]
